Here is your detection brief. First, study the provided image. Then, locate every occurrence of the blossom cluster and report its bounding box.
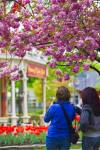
[0,0,99,80]
[0,62,20,80]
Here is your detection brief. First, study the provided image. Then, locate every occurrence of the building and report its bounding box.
[73,71,100,106]
[0,48,47,125]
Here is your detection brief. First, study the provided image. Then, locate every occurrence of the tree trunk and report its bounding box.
[0,77,7,117]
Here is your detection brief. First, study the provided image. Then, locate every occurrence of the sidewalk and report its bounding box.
[0,145,82,149]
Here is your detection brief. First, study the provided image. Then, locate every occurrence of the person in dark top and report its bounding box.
[80,87,100,150]
[44,86,76,150]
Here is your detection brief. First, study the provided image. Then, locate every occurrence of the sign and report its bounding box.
[27,63,46,79]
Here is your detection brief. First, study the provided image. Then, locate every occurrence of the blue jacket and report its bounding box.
[44,101,75,138]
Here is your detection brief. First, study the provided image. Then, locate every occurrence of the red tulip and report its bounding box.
[74,114,80,122]
[34,130,40,135]
[0,125,48,136]
[16,126,24,133]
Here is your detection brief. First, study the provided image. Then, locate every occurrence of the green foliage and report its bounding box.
[13,133,25,145]
[29,109,43,116]
[0,132,46,146]
[46,68,75,103]
[37,132,46,144]
[30,114,41,125]
[71,144,81,149]
[32,79,42,102]
[92,61,100,70]
[26,133,40,144]
[28,77,38,88]
[43,0,50,7]
[95,82,100,91]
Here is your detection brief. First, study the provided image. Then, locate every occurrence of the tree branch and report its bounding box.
[33,41,52,46]
[90,65,100,75]
[57,63,100,76]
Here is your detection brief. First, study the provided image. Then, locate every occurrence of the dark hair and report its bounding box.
[81,87,100,116]
[56,86,71,101]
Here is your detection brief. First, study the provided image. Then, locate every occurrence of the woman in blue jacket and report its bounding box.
[44,86,76,150]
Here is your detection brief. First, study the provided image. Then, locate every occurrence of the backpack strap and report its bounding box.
[59,103,73,131]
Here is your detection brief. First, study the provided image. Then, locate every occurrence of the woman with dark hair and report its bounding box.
[80,87,100,150]
[44,86,76,150]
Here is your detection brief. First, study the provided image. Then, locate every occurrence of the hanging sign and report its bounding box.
[27,63,46,79]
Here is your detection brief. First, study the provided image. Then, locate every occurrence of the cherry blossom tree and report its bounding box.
[0,0,100,80]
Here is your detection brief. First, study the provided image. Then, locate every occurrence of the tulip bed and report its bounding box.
[0,115,80,146]
[0,125,48,146]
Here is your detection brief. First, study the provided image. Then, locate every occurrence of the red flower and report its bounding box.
[73,125,77,129]
[33,130,41,135]
[12,0,23,13]
[12,3,19,12]
[0,125,48,136]
[16,126,24,133]
[5,126,14,134]
[74,114,80,122]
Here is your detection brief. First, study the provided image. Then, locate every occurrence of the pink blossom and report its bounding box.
[55,70,62,75]
[71,3,81,10]
[72,54,79,61]
[76,40,84,48]
[23,21,31,31]
[64,73,70,80]
[0,0,99,79]
[0,62,8,68]
[3,69,11,75]
[45,48,53,56]
[51,0,58,4]
[48,61,56,68]
[37,4,43,11]
[57,77,63,82]
[24,0,30,4]
[0,41,7,47]
[15,50,26,57]
[89,53,96,61]
[0,22,4,29]
[10,74,20,81]
[72,66,79,73]
[11,65,19,73]
[83,64,90,71]
[58,11,66,19]
[52,4,60,12]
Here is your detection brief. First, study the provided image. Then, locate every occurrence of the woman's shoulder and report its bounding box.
[67,102,76,108]
[64,102,76,112]
[52,103,61,109]
[52,101,75,110]
[49,103,60,110]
